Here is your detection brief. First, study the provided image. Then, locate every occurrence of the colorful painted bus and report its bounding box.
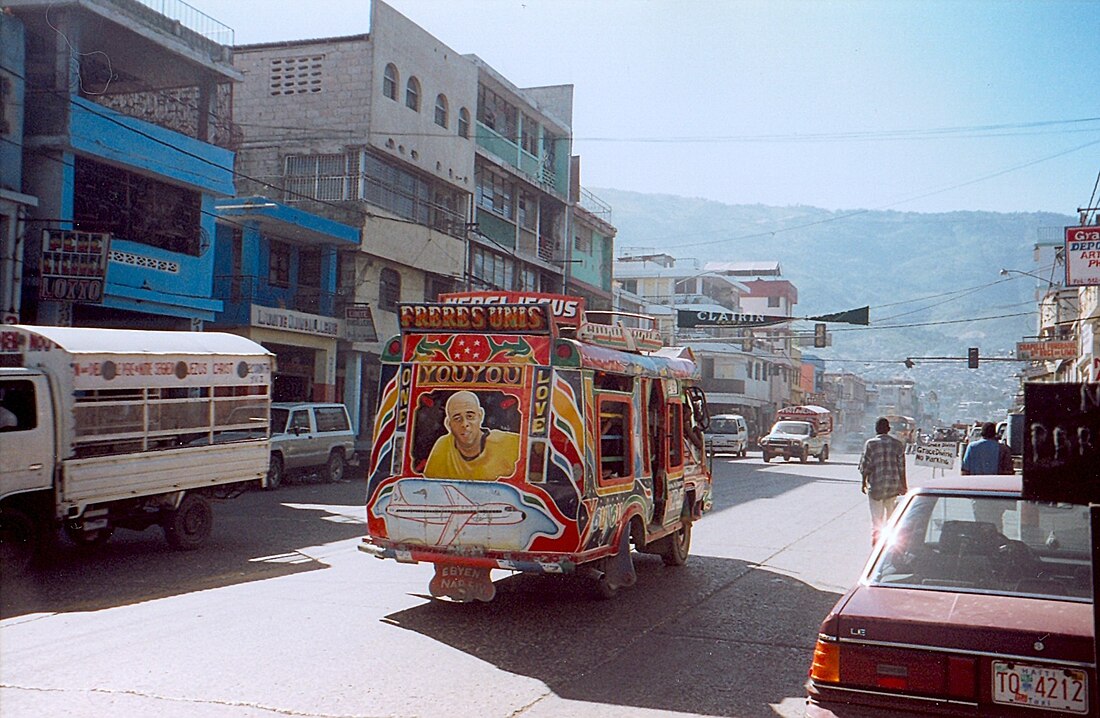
[360,292,713,601]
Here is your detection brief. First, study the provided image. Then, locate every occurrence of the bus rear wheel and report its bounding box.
[654,521,691,566]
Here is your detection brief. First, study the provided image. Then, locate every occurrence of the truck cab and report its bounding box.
[0,370,54,504]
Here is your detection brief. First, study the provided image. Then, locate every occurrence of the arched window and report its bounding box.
[382,63,398,100]
[434,94,449,128]
[405,77,420,111]
[458,107,470,138]
[380,268,401,310]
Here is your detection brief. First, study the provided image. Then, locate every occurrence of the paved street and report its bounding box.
[1,452,928,718]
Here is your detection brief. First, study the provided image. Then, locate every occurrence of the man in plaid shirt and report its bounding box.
[858,417,908,545]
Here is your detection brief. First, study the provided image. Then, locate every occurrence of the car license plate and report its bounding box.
[992,661,1088,714]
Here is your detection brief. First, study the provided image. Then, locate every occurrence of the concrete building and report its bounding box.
[822,371,871,442]
[211,198,359,405]
[227,1,600,439]
[613,254,805,438]
[3,0,239,329]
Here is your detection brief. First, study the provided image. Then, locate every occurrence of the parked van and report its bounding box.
[707,414,748,457]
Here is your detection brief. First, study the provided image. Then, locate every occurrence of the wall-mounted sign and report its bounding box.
[1064,225,1100,287]
[39,230,110,303]
[251,305,341,338]
[1016,340,1077,361]
[345,304,378,343]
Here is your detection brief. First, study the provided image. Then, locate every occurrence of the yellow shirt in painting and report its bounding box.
[424,430,521,481]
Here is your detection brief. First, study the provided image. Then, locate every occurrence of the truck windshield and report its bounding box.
[773,421,810,435]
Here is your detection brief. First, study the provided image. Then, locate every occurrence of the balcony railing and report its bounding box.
[213,274,336,316]
[132,0,234,45]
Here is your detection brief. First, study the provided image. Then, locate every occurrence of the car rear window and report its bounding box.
[315,406,350,432]
[869,494,1093,602]
[270,408,289,433]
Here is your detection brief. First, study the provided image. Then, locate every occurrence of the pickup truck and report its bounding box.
[760,405,832,463]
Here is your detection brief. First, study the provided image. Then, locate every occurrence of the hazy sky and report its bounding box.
[186,0,1100,215]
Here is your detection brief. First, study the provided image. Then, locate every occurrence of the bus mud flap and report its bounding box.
[429,564,496,602]
[601,528,637,589]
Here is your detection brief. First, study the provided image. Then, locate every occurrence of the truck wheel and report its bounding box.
[163,494,213,550]
[324,451,346,483]
[654,521,692,566]
[0,507,38,576]
[266,454,284,490]
[800,446,809,463]
[762,452,771,463]
[819,445,829,463]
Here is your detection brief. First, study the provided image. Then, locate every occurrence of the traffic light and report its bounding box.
[813,323,827,348]
[967,347,979,369]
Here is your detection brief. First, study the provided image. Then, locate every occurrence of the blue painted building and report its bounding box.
[3,0,239,330]
[212,197,360,404]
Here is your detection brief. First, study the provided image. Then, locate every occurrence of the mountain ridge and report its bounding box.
[594,187,1077,420]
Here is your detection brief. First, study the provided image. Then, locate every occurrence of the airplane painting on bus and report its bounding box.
[370,478,563,550]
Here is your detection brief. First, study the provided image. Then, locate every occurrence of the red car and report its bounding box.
[807,475,1095,716]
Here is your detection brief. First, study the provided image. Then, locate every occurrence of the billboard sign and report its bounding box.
[39,230,110,303]
[676,309,789,328]
[1022,382,1100,505]
[1016,340,1077,361]
[1064,225,1100,287]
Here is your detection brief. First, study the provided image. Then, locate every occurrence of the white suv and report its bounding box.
[267,402,356,488]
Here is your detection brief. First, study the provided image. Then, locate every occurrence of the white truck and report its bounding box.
[760,404,833,463]
[0,325,273,574]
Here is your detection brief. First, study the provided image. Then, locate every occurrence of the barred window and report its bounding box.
[406,76,420,111]
[434,94,449,128]
[73,157,201,256]
[380,267,401,311]
[520,114,539,155]
[458,107,470,138]
[475,169,513,220]
[283,152,359,202]
[270,241,291,287]
[477,84,517,142]
[383,63,398,100]
[471,247,513,290]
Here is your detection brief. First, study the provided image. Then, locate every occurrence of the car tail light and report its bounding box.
[875,664,908,690]
[946,656,976,699]
[810,638,840,683]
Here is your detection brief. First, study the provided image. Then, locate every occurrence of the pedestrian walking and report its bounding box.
[858,417,908,545]
[961,421,1008,475]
